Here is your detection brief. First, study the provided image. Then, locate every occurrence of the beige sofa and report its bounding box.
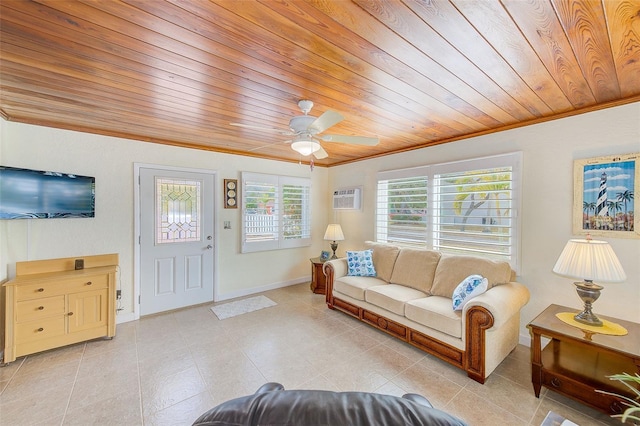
[323,241,530,383]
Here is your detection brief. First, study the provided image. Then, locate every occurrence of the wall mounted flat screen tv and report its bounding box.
[0,166,95,219]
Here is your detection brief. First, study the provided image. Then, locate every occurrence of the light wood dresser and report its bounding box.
[2,253,118,364]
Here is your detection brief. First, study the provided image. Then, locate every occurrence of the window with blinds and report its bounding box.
[376,152,522,271]
[241,172,311,253]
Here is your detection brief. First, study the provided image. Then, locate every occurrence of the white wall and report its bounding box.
[328,102,640,342]
[2,103,639,342]
[0,122,329,320]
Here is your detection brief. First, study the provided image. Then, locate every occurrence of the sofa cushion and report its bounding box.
[452,275,488,311]
[389,248,441,293]
[405,296,462,338]
[365,284,427,316]
[334,276,387,301]
[430,256,512,298]
[346,249,377,277]
[364,241,400,282]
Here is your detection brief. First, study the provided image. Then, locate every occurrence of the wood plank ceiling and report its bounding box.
[1,0,639,167]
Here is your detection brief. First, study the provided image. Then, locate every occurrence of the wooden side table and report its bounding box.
[528,304,640,415]
[309,257,327,294]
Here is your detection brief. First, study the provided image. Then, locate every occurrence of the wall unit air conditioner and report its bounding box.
[333,187,361,210]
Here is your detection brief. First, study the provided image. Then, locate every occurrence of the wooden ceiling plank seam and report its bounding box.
[549,0,621,103]
[3,40,248,131]
[501,0,597,108]
[358,0,536,126]
[1,89,230,139]
[284,0,530,126]
[0,73,232,133]
[72,0,428,140]
[19,1,308,125]
[1,98,334,164]
[155,0,482,136]
[603,0,640,98]
[0,26,295,133]
[402,0,572,111]
[327,94,640,167]
[302,0,536,123]
[100,0,416,130]
[258,0,510,129]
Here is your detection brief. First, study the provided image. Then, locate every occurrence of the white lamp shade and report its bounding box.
[291,140,321,156]
[324,224,344,241]
[552,238,626,282]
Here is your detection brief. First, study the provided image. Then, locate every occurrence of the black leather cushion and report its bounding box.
[193,382,467,426]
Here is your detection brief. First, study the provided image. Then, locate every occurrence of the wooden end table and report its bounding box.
[309,257,327,294]
[528,304,640,415]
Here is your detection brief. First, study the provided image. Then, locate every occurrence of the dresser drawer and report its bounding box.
[16,296,66,323]
[541,370,626,415]
[15,317,66,344]
[16,275,108,301]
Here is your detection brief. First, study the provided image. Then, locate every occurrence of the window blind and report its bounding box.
[242,172,311,253]
[376,152,522,271]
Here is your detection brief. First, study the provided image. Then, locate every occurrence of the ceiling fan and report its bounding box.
[230,100,379,159]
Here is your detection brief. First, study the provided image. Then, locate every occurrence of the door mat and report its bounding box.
[210,295,277,320]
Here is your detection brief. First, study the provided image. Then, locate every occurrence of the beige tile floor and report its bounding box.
[0,284,623,426]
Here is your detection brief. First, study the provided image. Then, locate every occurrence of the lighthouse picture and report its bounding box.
[575,154,637,236]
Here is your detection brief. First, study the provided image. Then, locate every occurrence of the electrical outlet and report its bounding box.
[116,290,122,299]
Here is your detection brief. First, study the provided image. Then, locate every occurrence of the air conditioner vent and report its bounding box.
[333,187,361,210]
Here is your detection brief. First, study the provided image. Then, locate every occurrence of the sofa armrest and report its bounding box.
[462,281,530,329]
[323,258,347,307]
[323,258,347,279]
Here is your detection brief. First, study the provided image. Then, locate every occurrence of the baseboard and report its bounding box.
[116,312,136,324]
[215,276,310,302]
[519,332,532,347]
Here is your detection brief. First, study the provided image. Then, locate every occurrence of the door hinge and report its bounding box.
[138,295,141,304]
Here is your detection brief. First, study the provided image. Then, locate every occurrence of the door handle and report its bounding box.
[207,235,212,240]
[206,245,213,250]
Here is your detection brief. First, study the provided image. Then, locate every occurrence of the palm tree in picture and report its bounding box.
[607,200,624,230]
[583,201,596,229]
[616,190,634,231]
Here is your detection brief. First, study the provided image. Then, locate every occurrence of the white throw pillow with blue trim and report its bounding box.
[346,249,377,277]
[452,274,488,311]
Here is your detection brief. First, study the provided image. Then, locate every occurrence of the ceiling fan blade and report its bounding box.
[309,110,343,133]
[313,146,329,159]
[321,134,379,145]
[248,139,293,152]
[230,122,292,135]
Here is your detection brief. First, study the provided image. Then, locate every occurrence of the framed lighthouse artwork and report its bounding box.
[573,153,639,238]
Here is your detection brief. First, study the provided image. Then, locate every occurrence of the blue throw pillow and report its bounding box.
[346,249,377,277]
[452,274,488,311]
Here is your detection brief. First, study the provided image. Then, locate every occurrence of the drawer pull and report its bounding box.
[86,281,92,285]
[68,312,74,316]
[37,288,45,292]
[38,306,44,310]
[37,327,44,332]
[550,378,562,388]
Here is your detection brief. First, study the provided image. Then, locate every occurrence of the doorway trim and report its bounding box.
[133,163,218,320]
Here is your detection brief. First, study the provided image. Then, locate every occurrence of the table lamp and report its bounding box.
[324,224,344,259]
[552,235,626,326]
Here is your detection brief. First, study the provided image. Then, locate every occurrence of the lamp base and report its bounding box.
[573,280,604,327]
[330,241,339,259]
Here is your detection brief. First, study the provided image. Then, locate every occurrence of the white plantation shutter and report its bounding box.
[242,172,311,253]
[433,166,515,262]
[280,176,311,248]
[376,175,429,247]
[376,153,522,272]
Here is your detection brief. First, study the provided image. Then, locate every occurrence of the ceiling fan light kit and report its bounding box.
[231,99,379,159]
[291,139,321,156]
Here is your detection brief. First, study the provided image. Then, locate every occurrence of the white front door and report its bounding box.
[139,167,215,315]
